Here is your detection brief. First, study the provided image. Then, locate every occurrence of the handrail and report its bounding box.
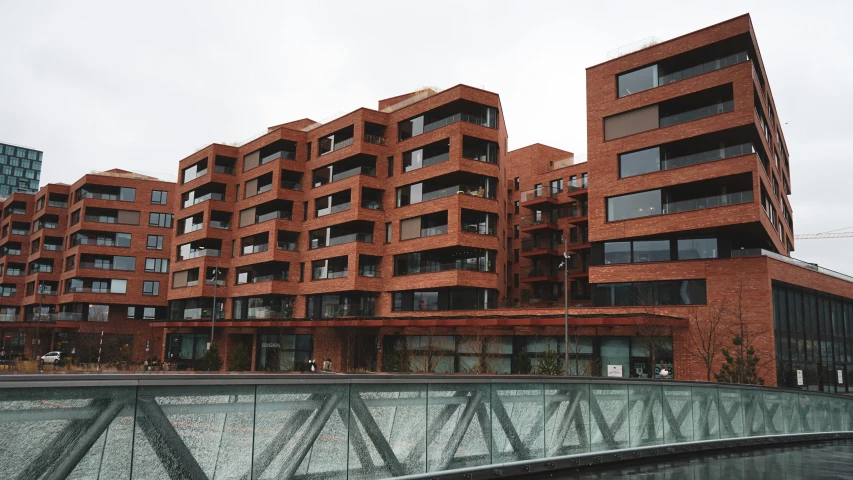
[0,375,849,480]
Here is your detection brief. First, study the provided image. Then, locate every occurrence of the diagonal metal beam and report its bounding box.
[341,407,375,473]
[278,391,344,479]
[589,393,628,449]
[475,402,492,457]
[719,400,741,437]
[437,390,485,471]
[552,390,585,455]
[404,391,466,466]
[247,393,321,480]
[764,402,781,434]
[634,393,659,446]
[491,393,529,458]
[349,393,405,476]
[136,395,208,480]
[15,399,114,480]
[661,395,692,442]
[523,389,567,447]
[44,398,127,480]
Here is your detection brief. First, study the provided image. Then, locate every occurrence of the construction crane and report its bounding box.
[795,225,853,240]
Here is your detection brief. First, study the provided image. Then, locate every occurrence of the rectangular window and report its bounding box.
[514,225,519,238]
[619,147,661,178]
[151,190,168,205]
[147,235,164,250]
[127,306,136,318]
[111,279,127,294]
[149,213,173,228]
[514,249,519,262]
[385,222,392,243]
[387,156,394,177]
[119,187,136,202]
[514,177,519,191]
[145,258,170,273]
[514,201,519,214]
[632,240,670,263]
[593,279,706,306]
[143,281,160,296]
[617,64,658,97]
[677,238,718,260]
[604,242,631,265]
[606,190,661,222]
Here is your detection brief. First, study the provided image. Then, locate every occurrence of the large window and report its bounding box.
[392,288,498,311]
[606,190,661,222]
[677,238,718,260]
[149,212,173,228]
[619,147,661,178]
[617,65,658,97]
[632,240,670,263]
[145,258,170,273]
[604,242,632,265]
[147,235,164,250]
[592,280,706,306]
[151,190,168,205]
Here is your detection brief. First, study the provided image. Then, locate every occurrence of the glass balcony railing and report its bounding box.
[519,215,558,227]
[521,186,561,202]
[276,241,297,251]
[361,201,382,210]
[6,209,25,215]
[422,112,496,135]
[250,273,288,283]
[332,166,376,182]
[316,202,351,217]
[43,244,62,251]
[246,307,290,319]
[314,270,348,280]
[397,261,491,276]
[524,268,558,279]
[421,225,448,237]
[66,287,116,294]
[328,232,373,247]
[322,303,374,317]
[182,249,221,260]
[213,165,235,175]
[205,278,226,286]
[11,229,28,236]
[183,192,225,208]
[84,215,117,224]
[260,150,296,165]
[257,184,273,195]
[461,224,494,235]
[280,181,301,191]
[256,211,292,223]
[209,221,230,230]
[462,149,498,164]
[659,52,750,85]
[661,143,754,171]
[662,190,753,215]
[422,184,492,202]
[48,201,68,208]
[333,137,354,151]
[181,223,203,234]
[242,244,269,255]
[660,100,734,127]
[363,134,386,145]
[0,313,17,322]
[184,169,207,182]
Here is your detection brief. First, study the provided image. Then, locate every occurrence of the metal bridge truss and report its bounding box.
[0,377,851,479]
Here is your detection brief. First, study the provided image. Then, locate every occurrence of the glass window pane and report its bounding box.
[617,64,658,97]
[632,240,670,263]
[619,147,661,178]
[111,279,127,294]
[607,190,661,222]
[604,242,631,264]
[677,238,718,260]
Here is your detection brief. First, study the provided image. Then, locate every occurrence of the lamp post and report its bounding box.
[558,238,571,376]
[34,284,46,361]
[199,246,220,348]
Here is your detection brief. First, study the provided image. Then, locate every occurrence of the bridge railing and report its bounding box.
[0,375,851,479]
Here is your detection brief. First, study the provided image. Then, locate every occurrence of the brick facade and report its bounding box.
[1,15,849,388]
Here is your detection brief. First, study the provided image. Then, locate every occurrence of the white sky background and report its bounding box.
[1,0,852,273]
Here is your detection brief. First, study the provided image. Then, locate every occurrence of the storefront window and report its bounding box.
[257,334,313,372]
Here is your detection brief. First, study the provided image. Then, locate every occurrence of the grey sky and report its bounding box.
[1,1,852,273]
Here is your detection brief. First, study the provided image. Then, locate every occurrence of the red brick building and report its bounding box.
[2,14,851,392]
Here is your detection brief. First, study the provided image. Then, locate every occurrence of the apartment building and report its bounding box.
[0,170,174,362]
[0,142,42,197]
[2,14,852,391]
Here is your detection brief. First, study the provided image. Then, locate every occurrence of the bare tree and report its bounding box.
[458,329,506,374]
[566,323,598,376]
[635,296,673,378]
[684,299,729,381]
[715,282,770,385]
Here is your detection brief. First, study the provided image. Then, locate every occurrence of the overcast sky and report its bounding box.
[1,1,852,273]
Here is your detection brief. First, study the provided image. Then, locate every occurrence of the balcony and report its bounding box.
[316,202,351,218]
[662,190,753,215]
[277,241,297,251]
[319,126,355,156]
[47,201,68,208]
[260,149,296,165]
[250,273,288,283]
[521,238,559,254]
[334,166,375,182]
[519,214,558,230]
[257,210,292,223]
[242,243,269,255]
[662,143,755,171]
[521,186,560,203]
[182,249,221,260]
[660,99,734,128]
[461,136,499,164]
[210,220,230,230]
[280,180,301,191]
[322,304,374,317]
[321,232,373,248]
[364,134,385,146]
[213,164,235,175]
[245,306,290,320]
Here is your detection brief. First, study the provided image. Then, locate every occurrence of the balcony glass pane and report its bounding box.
[617,64,658,97]
[607,190,661,222]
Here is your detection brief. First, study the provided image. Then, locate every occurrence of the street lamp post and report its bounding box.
[34,284,46,361]
[559,238,571,376]
[210,257,219,346]
[199,246,219,348]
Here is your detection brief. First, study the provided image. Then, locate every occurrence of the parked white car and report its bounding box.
[40,352,61,364]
